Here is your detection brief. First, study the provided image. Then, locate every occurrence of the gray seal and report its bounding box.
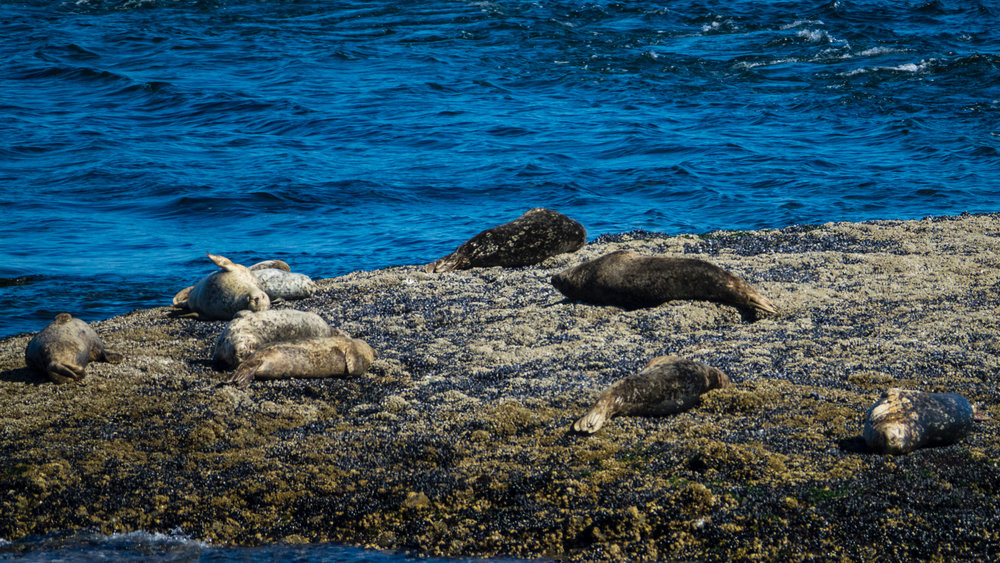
[426,208,586,273]
[212,309,338,368]
[172,253,270,321]
[551,250,776,321]
[863,388,977,455]
[250,268,317,301]
[573,355,730,434]
[25,313,124,384]
[226,335,376,388]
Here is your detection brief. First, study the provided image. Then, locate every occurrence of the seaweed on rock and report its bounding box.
[2,213,1000,560]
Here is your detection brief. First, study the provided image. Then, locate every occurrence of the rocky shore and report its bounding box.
[2,213,1000,561]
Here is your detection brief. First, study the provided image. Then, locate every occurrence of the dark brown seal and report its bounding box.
[863,388,977,455]
[426,208,586,273]
[226,335,375,388]
[551,250,776,321]
[573,355,730,434]
[24,313,124,384]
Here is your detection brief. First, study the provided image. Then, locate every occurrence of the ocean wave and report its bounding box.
[2,0,999,340]
[840,53,1000,78]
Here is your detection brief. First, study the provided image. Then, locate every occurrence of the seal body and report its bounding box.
[25,313,124,384]
[212,309,337,368]
[250,268,317,301]
[172,254,270,321]
[551,250,776,320]
[863,388,975,455]
[573,356,730,434]
[426,208,586,273]
[226,335,375,388]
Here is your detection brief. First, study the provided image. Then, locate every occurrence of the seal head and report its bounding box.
[24,313,124,384]
[426,208,586,272]
[573,355,730,434]
[552,250,776,321]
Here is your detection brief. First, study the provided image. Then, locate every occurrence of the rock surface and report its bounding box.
[2,213,1000,561]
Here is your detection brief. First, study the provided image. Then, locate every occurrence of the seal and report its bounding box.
[172,253,270,321]
[225,335,375,388]
[551,250,776,321]
[213,309,338,368]
[425,208,586,273]
[573,355,730,434]
[24,313,124,384]
[863,388,977,455]
[250,268,317,301]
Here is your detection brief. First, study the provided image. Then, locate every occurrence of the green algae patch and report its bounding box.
[3,213,1000,560]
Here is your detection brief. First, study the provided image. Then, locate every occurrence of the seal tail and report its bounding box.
[737,283,777,319]
[747,291,777,315]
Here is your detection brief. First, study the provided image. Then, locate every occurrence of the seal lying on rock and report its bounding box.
[551,250,776,321]
[250,268,317,301]
[25,313,124,384]
[573,356,730,434]
[172,254,270,321]
[226,335,375,388]
[426,208,586,273]
[863,388,977,455]
[213,309,339,369]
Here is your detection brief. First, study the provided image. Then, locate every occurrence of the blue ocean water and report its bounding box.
[0,0,997,557]
[0,529,531,562]
[2,0,998,339]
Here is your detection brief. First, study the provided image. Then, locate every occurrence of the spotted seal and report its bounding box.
[212,309,339,368]
[573,355,730,434]
[225,335,375,388]
[250,268,317,301]
[551,250,776,321]
[863,388,977,455]
[172,253,270,321]
[25,313,124,384]
[426,208,586,273]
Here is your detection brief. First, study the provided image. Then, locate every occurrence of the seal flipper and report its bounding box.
[46,361,86,384]
[207,253,240,272]
[100,349,124,364]
[226,359,260,388]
